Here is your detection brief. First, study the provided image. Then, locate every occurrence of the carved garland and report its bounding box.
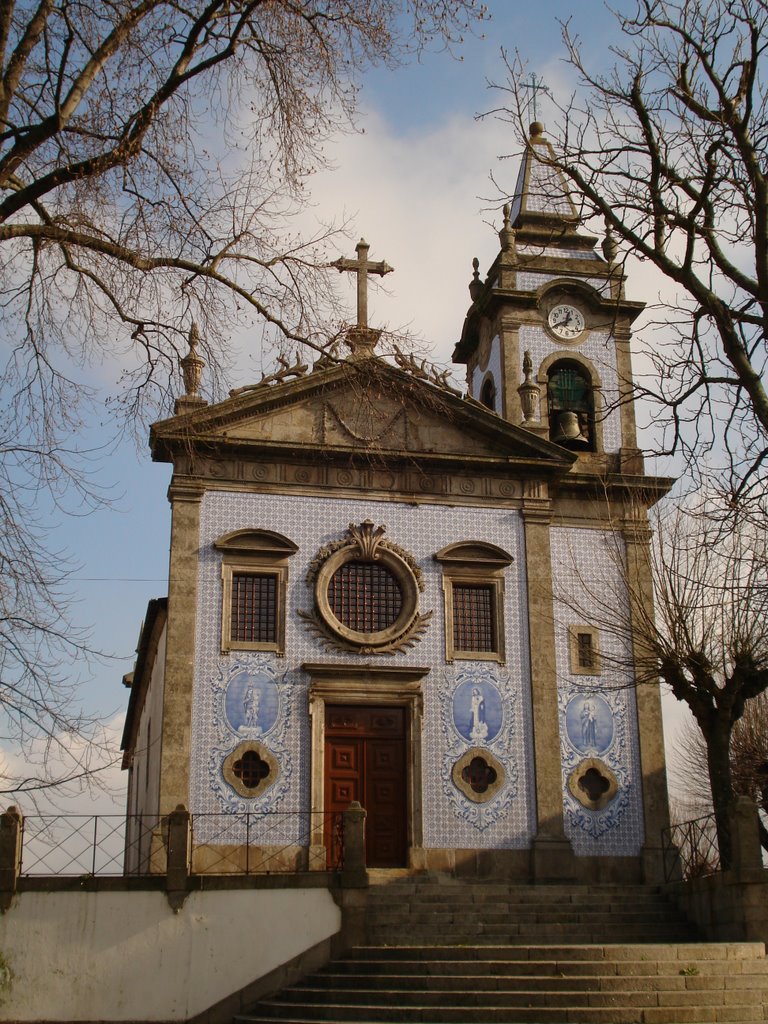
[297,520,431,655]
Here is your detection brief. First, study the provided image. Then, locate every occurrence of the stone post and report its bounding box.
[0,806,22,913]
[165,804,191,911]
[341,801,368,888]
[158,483,203,814]
[729,795,763,877]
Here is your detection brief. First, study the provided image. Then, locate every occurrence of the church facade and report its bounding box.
[121,124,673,883]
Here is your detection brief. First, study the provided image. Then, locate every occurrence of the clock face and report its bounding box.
[548,304,585,340]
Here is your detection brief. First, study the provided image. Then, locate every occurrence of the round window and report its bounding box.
[315,548,419,648]
[328,560,404,633]
[299,521,430,654]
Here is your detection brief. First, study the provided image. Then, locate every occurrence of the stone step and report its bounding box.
[235,879,765,1024]
[310,971,768,992]
[365,909,682,925]
[348,943,765,961]
[238,1005,765,1023]
[238,946,768,1024]
[279,984,768,1007]
[363,927,700,945]
[364,894,678,907]
[330,955,768,977]
[365,885,667,901]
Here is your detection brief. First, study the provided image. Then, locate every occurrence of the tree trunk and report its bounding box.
[705,721,735,869]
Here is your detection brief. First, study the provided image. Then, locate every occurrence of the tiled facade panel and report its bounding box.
[550,527,644,856]
[470,334,502,407]
[520,325,622,453]
[192,491,537,850]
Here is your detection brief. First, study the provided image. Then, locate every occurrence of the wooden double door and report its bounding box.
[325,705,407,868]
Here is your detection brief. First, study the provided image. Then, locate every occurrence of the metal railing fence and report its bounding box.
[661,812,722,883]
[18,810,343,877]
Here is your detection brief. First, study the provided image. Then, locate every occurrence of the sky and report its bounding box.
[5,0,693,814]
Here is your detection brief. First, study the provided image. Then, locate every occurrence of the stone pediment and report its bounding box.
[151,358,574,473]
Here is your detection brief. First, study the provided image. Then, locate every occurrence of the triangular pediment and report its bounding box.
[151,357,574,472]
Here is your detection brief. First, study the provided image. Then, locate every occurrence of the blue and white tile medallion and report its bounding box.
[440,665,520,832]
[206,655,294,823]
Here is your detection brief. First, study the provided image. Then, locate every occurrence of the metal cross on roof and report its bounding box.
[520,72,551,122]
[333,239,394,329]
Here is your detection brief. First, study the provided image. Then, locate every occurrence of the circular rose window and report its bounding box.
[328,560,404,633]
[316,547,418,647]
[300,521,429,653]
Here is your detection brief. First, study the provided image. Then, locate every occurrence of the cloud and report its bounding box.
[0,712,126,817]
[304,106,507,365]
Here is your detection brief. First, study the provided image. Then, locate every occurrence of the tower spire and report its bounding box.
[506,122,579,233]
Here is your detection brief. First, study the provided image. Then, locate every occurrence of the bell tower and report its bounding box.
[454,122,644,475]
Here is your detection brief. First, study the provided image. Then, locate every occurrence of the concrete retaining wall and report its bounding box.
[0,887,340,1022]
[667,868,768,945]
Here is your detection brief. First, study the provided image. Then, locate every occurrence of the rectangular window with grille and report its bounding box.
[452,583,496,653]
[569,625,601,675]
[577,631,595,670]
[230,572,278,644]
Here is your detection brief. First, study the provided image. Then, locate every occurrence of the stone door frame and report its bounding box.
[303,663,428,869]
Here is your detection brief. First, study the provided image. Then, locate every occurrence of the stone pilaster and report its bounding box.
[622,510,671,883]
[522,485,575,881]
[498,315,522,425]
[158,479,204,815]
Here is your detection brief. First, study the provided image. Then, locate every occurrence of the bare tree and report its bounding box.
[670,690,768,849]
[0,0,486,801]
[557,500,768,868]
[487,0,768,513]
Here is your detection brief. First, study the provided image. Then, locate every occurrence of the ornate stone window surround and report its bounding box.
[315,542,418,649]
[303,663,428,869]
[222,740,280,799]
[299,521,430,654]
[451,746,506,804]
[434,542,513,664]
[214,529,298,654]
[567,757,619,812]
[569,624,601,675]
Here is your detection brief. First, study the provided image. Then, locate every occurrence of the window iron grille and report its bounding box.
[453,583,495,652]
[231,573,278,643]
[328,560,403,633]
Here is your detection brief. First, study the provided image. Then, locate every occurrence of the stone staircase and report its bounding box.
[363,879,700,946]
[235,877,768,1024]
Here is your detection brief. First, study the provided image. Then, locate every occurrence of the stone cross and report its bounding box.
[333,239,394,329]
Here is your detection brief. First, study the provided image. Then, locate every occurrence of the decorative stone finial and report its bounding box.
[175,322,208,413]
[181,322,204,396]
[345,326,381,361]
[518,350,541,424]
[498,203,516,253]
[602,221,618,264]
[468,257,483,302]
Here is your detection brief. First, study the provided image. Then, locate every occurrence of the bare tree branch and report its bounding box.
[0,0,487,800]
[485,0,768,513]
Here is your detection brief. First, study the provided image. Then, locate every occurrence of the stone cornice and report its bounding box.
[302,663,430,684]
